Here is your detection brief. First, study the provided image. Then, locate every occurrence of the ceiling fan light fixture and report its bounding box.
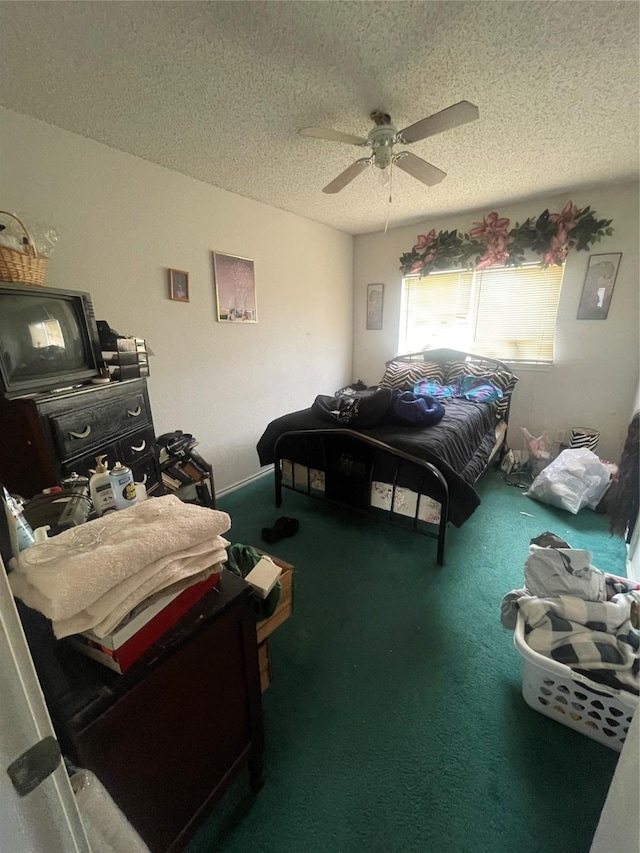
[367,124,396,170]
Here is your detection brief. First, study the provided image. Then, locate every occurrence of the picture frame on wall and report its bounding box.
[366,283,384,330]
[576,252,621,320]
[212,252,257,322]
[168,269,189,303]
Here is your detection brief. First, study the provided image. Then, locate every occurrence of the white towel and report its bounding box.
[53,561,226,639]
[50,545,228,639]
[9,495,231,621]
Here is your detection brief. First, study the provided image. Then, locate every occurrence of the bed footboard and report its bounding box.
[272,429,450,566]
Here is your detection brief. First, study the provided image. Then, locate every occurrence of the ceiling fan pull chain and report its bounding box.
[384,164,393,233]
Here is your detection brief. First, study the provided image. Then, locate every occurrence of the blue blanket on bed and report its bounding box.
[414,373,503,403]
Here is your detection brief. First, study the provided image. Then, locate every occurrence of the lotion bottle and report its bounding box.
[109,462,137,510]
[89,455,116,516]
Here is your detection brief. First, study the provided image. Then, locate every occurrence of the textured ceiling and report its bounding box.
[1,1,638,235]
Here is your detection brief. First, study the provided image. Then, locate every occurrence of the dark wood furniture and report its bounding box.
[52,571,264,853]
[0,378,162,498]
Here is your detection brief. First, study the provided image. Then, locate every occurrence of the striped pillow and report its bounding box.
[443,359,518,420]
[379,360,444,390]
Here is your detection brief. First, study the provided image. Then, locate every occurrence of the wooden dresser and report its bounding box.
[0,378,162,498]
[48,571,264,853]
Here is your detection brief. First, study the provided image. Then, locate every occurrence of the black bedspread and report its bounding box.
[257,396,499,526]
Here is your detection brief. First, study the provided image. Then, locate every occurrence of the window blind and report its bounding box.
[402,270,473,353]
[400,263,564,363]
[472,265,564,362]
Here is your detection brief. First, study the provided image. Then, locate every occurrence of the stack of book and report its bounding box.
[158,440,214,507]
[159,447,208,492]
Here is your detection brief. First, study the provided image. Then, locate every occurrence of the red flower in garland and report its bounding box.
[544,200,581,264]
[410,252,435,274]
[471,212,511,269]
[413,230,436,252]
[549,200,580,231]
[469,211,511,242]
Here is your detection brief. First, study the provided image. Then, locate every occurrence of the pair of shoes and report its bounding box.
[261,516,299,544]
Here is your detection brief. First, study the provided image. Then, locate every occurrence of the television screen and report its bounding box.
[0,291,88,383]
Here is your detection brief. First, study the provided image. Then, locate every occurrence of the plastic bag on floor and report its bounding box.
[525,448,611,514]
[71,770,150,853]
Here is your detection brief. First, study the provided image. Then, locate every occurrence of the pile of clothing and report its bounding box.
[502,532,640,696]
[9,495,230,639]
[313,387,445,429]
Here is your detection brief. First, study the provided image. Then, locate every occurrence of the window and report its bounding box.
[400,263,565,364]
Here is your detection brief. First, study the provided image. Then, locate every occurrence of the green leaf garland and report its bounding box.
[400,201,613,277]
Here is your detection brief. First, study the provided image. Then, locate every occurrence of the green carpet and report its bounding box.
[187,469,628,853]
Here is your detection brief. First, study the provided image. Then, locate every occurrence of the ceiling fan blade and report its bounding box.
[299,126,368,146]
[393,152,446,187]
[322,158,371,194]
[398,101,479,144]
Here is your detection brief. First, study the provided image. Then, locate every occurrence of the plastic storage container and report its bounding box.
[514,612,637,751]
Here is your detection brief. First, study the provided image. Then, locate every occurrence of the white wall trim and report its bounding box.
[216,467,273,499]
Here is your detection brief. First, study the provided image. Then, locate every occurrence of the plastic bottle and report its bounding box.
[109,462,137,511]
[2,485,35,554]
[89,456,116,516]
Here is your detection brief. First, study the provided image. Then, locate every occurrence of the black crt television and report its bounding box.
[0,281,103,400]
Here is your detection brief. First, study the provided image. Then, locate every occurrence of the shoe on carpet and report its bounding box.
[261,516,299,544]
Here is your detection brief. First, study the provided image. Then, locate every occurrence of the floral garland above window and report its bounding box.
[399,201,613,277]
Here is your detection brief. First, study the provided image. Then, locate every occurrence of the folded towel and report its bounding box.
[9,495,230,621]
[50,543,228,639]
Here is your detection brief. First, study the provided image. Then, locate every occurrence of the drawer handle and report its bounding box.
[127,406,142,417]
[68,425,91,440]
[130,440,146,453]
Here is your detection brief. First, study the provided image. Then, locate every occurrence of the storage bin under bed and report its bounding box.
[514,613,637,751]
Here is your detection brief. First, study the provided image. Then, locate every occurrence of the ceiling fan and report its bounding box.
[299,101,479,194]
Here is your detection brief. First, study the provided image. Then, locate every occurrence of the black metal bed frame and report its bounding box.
[270,349,516,567]
[273,428,449,566]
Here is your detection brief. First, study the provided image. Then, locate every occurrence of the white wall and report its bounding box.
[0,109,354,492]
[353,184,639,463]
[589,709,639,853]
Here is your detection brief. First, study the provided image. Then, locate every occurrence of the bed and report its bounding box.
[256,349,518,565]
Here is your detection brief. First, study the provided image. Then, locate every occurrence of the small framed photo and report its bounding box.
[577,253,621,320]
[213,252,257,322]
[168,269,189,303]
[366,283,384,330]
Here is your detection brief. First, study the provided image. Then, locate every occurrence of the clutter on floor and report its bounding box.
[502,531,639,750]
[524,448,612,514]
[261,515,300,544]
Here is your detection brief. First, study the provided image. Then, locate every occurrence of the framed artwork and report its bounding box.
[212,252,257,322]
[366,283,384,330]
[168,269,189,302]
[577,253,621,320]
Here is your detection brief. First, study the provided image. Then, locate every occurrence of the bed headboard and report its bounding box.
[381,349,518,422]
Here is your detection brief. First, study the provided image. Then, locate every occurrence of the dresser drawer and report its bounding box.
[131,455,161,494]
[50,391,151,461]
[118,426,156,468]
[61,445,119,481]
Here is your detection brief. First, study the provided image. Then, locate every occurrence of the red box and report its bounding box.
[72,571,222,673]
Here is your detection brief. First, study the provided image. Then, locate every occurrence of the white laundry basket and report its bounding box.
[514,613,637,751]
